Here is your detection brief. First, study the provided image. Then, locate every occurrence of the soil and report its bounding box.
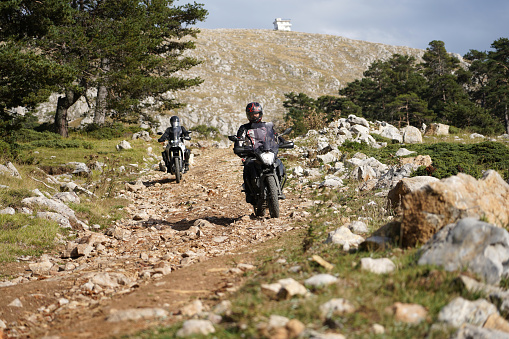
[0,147,311,338]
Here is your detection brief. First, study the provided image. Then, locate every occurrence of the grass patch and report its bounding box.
[0,214,62,262]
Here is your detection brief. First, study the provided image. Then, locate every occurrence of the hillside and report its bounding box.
[170,29,424,134]
[34,29,424,134]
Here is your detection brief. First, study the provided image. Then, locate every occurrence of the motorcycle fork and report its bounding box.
[258,169,282,200]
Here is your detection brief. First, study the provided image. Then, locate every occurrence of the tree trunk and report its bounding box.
[54,90,81,138]
[94,58,110,125]
[94,84,108,125]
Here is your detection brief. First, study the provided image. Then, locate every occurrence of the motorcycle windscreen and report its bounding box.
[245,123,278,151]
[168,126,182,142]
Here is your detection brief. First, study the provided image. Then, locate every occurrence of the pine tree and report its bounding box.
[0,0,208,137]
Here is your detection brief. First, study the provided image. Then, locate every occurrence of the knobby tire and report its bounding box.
[267,176,280,218]
[174,156,181,183]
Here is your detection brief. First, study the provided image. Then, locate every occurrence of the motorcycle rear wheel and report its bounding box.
[267,176,280,218]
[174,157,181,183]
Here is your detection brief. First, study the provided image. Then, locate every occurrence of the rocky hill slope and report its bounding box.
[167,29,424,134]
[35,29,424,134]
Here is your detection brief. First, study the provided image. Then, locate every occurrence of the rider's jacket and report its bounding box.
[158,125,189,143]
[234,121,277,156]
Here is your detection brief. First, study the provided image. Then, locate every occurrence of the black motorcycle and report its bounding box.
[229,128,294,218]
[158,129,191,183]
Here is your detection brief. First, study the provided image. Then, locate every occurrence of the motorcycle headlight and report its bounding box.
[260,152,275,165]
[170,139,179,147]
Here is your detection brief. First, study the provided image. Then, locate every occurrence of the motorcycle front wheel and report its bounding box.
[266,176,280,218]
[174,156,181,183]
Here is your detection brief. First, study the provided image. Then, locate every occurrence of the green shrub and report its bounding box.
[411,141,509,179]
[0,139,12,161]
[13,129,61,143]
[192,124,222,140]
[448,126,460,134]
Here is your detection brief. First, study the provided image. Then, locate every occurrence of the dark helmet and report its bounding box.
[170,115,180,128]
[246,102,263,123]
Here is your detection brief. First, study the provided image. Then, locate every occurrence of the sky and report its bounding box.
[189,0,509,56]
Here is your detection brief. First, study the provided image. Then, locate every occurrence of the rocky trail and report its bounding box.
[0,147,311,338]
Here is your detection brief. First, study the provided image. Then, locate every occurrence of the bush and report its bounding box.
[192,125,222,140]
[411,141,509,180]
[12,129,61,143]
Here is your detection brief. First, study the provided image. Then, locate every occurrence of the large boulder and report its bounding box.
[400,170,509,247]
[387,176,439,210]
[425,123,449,136]
[400,125,422,144]
[418,218,509,285]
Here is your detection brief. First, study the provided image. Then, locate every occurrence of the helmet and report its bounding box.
[246,102,263,123]
[170,115,180,128]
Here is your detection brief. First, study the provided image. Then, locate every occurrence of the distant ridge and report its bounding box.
[33,29,424,134]
[168,29,424,134]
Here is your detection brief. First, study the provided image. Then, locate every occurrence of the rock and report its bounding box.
[324,226,365,251]
[277,278,308,299]
[425,123,449,136]
[0,162,21,178]
[132,131,152,142]
[286,319,306,338]
[395,148,415,157]
[452,324,509,339]
[348,220,369,233]
[387,176,439,210]
[66,162,90,175]
[398,154,432,169]
[483,313,509,333]
[0,207,15,215]
[320,176,343,188]
[106,308,168,322]
[153,262,171,275]
[380,124,403,143]
[470,133,485,139]
[29,260,54,276]
[8,298,23,307]
[386,302,427,324]
[304,274,338,288]
[319,298,356,318]
[400,170,509,247]
[360,257,396,274]
[180,300,203,317]
[22,196,78,225]
[374,163,416,190]
[176,319,215,337]
[346,114,369,128]
[418,218,509,285]
[37,212,72,228]
[53,192,80,204]
[87,272,132,288]
[116,140,132,151]
[438,297,498,328]
[401,125,422,144]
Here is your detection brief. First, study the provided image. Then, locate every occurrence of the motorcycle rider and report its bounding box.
[233,102,286,203]
[158,115,191,172]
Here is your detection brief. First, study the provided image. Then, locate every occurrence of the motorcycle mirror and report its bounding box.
[228,135,238,142]
[157,132,163,135]
[281,128,292,136]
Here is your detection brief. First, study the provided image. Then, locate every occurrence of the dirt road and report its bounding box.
[0,147,310,338]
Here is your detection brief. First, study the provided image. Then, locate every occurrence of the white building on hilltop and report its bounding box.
[273,18,292,31]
